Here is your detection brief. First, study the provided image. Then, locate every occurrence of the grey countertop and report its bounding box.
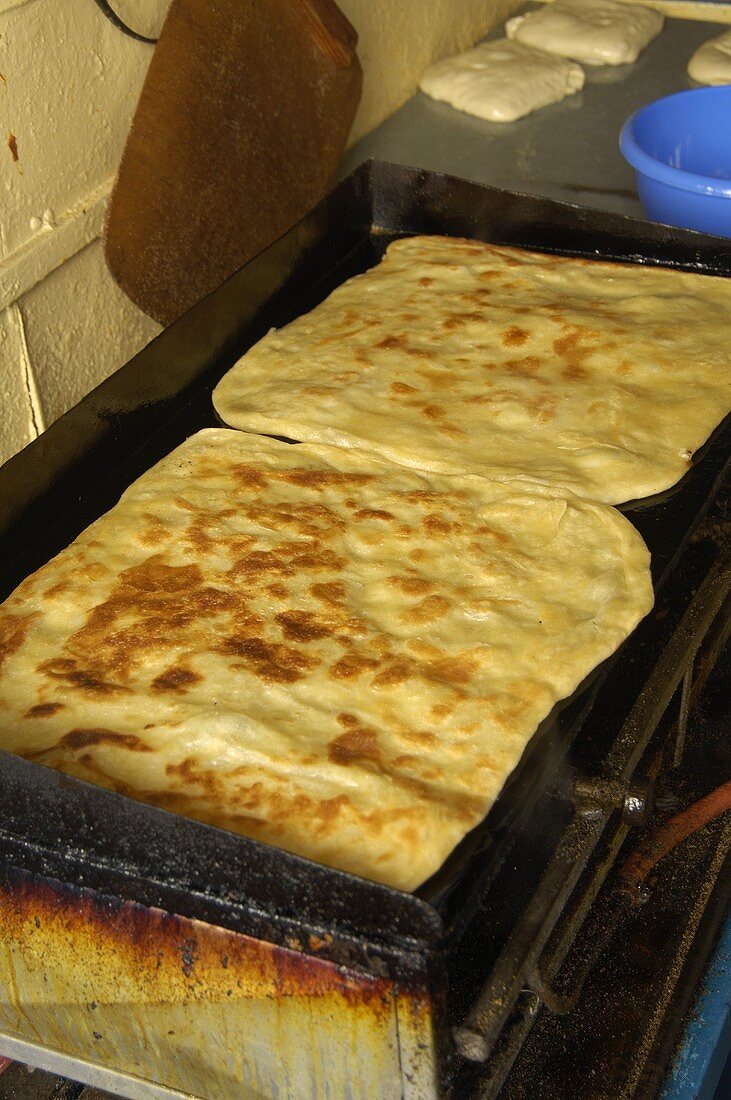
[341,11,727,220]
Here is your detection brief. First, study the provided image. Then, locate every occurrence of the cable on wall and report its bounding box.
[92,0,159,44]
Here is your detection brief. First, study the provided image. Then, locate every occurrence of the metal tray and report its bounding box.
[0,160,729,1071]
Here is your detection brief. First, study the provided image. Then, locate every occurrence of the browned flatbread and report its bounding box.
[213,235,731,505]
[0,429,652,890]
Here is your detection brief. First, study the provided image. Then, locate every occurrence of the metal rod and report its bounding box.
[673,651,696,769]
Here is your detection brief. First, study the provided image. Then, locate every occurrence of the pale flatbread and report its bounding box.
[506,0,664,66]
[688,29,731,84]
[213,235,731,506]
[0,429,652,891]
[419,38,584,123]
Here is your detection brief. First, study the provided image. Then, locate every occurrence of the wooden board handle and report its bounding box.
[294,0,359,67]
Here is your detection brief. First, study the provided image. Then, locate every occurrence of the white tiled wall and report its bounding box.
[0,0,523,468]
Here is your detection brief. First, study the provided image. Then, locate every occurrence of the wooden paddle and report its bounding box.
[104,0,362,325]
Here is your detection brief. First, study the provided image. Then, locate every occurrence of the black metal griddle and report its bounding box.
[0,161,729,1098]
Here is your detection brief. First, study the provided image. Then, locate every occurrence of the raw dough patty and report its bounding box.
[419,38,584,123]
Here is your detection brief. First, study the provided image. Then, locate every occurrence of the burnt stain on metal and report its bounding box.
[0,866,400,1015]
[180,937,197,979]
[7,133,18,161]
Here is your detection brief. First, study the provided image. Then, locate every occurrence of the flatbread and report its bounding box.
[419,38,584,123]
[213,235,731,506]
[506,0,664,66]
[0,429,652,891]
[688,29,731,84]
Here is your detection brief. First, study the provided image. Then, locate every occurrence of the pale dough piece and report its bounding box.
[419,38,584,123]
[0,429,652,891]
[506,0,664,66]
[213,235,731,507]
[688,29,731,84]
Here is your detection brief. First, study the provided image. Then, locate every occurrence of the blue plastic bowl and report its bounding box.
[620,86,731,237]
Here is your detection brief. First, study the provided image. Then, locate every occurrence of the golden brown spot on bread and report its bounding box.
[354,508,394,522]
[431,702,453,720]
[165,756,203,784]
[0,612,35,672]
[310,581,346,605]
[564,362,589,381]
[24,702,65,718]
[60,728,153,752]
[44,580,71,598]
[151,666,201,693]
[553,325,597,381]
[219,636,317,683]
[336,712,359,728]
[244,501,344,539]
[312,794,352,827]
[403,595,451,624]
[387,574,432,596]
[230,549,294,579]
[290,548,345,573]
[329,653,380,680]
[38,658,128,696]
[423,513,459,537]
[266,583,289,599]
[442,310,484,332]
[328,728,381,765]
[276,610,330,642]
[140,525,169,547]
[127,560,203,593]
[58,556,241,681]
[419,276,434,286]
[376,335,406,350]
[391,754,419,769]
[372,659,413,688]
[280,469,373,490]
[405,729,440,748]
[231,542,344,581]
[390,381,417,395]
[421,404,444,420]
[428,654,478,685]
[415,367,451,389]
[460,289,492,305]
[504,356,542,379]
[475,524,512,546]
[230,462,268,488]
[501,325,529,347]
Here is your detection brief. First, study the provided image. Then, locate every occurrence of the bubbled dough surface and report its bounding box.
[213,235,731,507]
[0,429,652,891]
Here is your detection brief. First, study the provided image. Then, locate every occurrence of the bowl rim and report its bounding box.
[620,87,731,199]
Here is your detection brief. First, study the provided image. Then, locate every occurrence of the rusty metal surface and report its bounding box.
[0,869,437,1099]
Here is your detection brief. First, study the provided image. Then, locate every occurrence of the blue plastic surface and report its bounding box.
[660,909,731,1100]
[620,87,731,237]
